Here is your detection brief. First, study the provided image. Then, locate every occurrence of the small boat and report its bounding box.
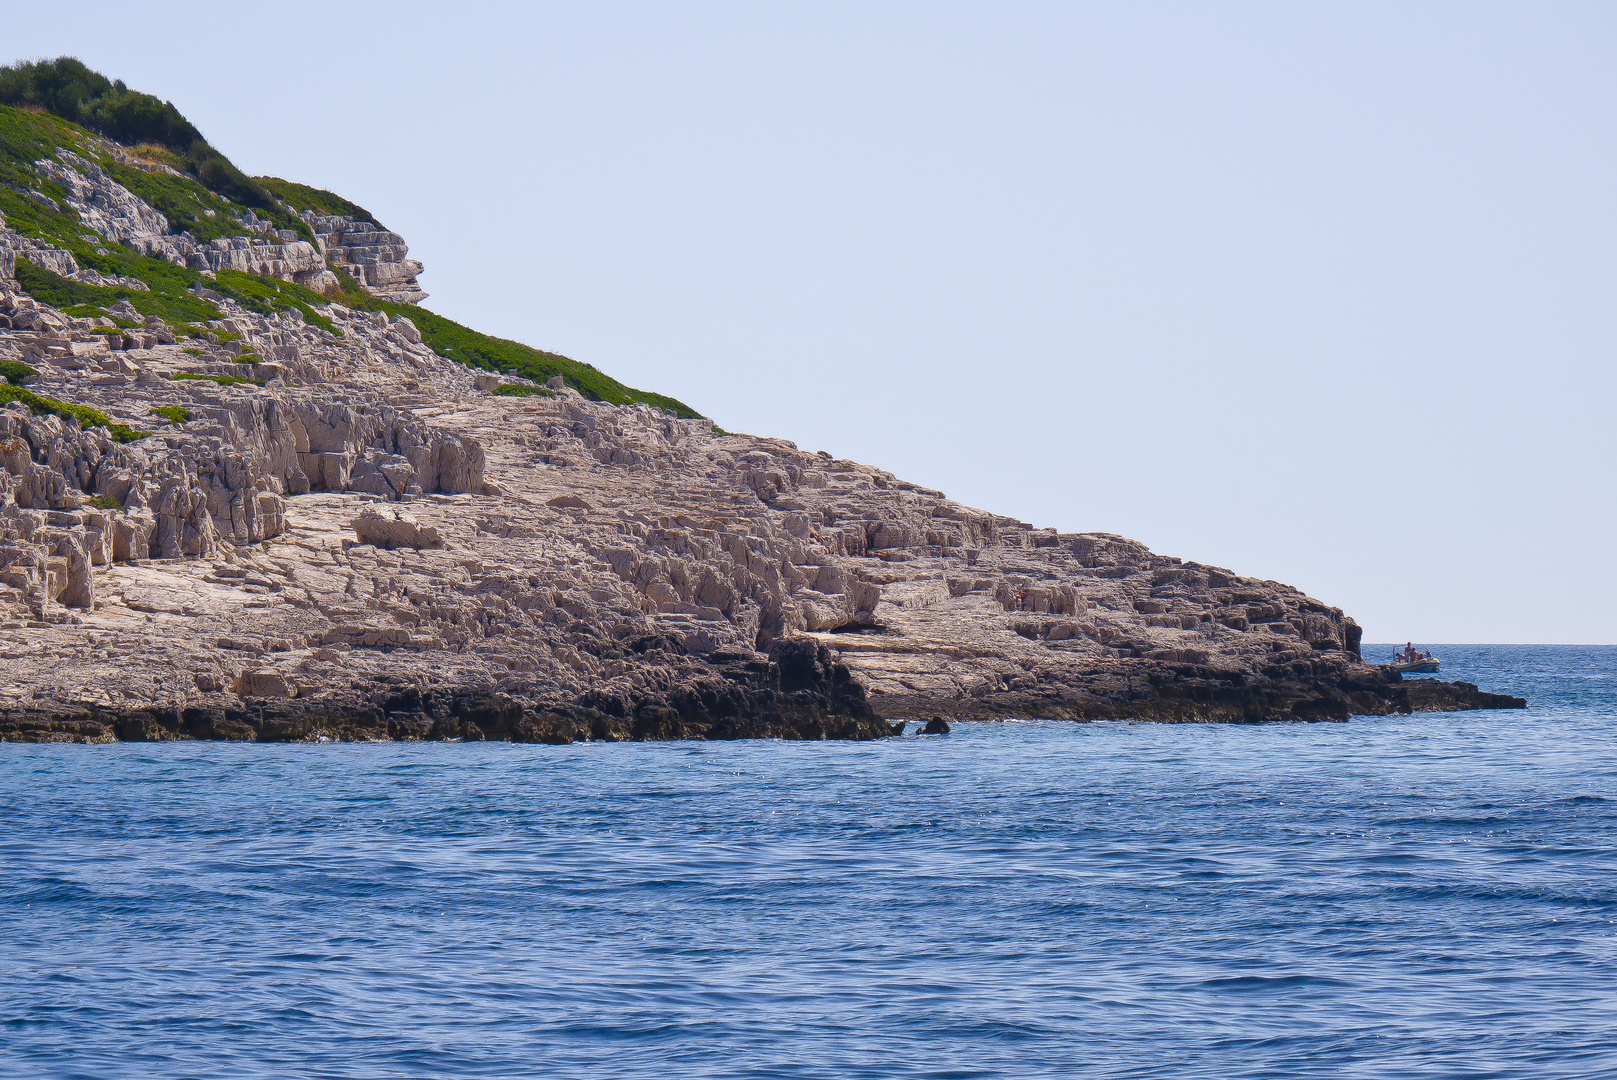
[1393,656,1439,674]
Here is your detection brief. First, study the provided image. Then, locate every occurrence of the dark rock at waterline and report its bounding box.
[870,663,1526,725]
[921,717,951,735]
[0,640,893,744]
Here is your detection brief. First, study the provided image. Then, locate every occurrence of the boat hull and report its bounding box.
[1394,659,1440,674]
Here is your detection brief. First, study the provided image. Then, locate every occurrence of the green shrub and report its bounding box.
[150,405,189,425]
[88,494,122,510]
[0,384,148,442]
[170,372,265,387]
[101,157,283,243]
[0,360,38,385]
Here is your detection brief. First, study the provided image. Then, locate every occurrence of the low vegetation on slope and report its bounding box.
[326,270,703,419]
[1,98,334,336]
[11,257,334,340]
[0,383,147,443]
[0,58,709,422]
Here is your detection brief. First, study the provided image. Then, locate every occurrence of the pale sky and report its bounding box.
[9,2,1614,643]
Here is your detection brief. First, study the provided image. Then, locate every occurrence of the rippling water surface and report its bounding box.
[3,645,1615,1078]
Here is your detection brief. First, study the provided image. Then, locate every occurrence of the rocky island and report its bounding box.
[0,60,1523,743]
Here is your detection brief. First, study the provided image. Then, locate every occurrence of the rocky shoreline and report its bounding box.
[0,648,1524,745]
[0,101,1526,743]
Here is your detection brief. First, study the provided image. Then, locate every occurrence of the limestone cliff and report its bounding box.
[0,78,1522,743]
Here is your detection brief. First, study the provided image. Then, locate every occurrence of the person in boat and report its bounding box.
[1402,642,1420,663]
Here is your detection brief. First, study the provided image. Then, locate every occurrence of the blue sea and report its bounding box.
[2,645,1614,1079]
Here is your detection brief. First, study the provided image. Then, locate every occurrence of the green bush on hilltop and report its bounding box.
[0,64,312,245]
[0,59,199,158]
[0,57,273,213]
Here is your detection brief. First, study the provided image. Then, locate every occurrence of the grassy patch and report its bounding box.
[170,372,265,387]
[150,405,189,425]
[0,384,148,442]
[13,256,336,341]
[0,360,38,385]
[99,156,294,243]
[129,142,184,170]
[87,494,122,510]
[14,256,217,326]
[493,383,558,398]
[0,105,107,253]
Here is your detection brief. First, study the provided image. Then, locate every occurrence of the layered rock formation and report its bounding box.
[0,117,1523,744]
[303,212,425,304]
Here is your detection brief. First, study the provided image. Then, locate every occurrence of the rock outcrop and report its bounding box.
[0,117,1524,744]
[303,212,425,304]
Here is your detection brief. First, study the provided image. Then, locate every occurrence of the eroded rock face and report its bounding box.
[0,159,1523,743]
[34,151,171,244]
